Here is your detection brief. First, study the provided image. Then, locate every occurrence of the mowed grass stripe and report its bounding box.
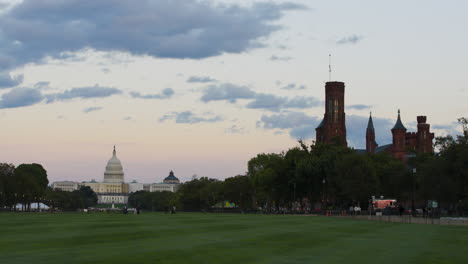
[0,213,467,264]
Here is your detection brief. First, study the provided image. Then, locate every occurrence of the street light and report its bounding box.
[412,168,416,217]
[322,178,326,214]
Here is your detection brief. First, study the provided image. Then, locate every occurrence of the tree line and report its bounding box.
[133,118,468,214]
[2,118,467,214]
[0,163,97,211]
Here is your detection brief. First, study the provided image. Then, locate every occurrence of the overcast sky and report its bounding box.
[0,0,466,183]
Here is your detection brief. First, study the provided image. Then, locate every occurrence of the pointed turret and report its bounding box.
[113,145,116,156]
[391,110,407,161]
[392,109,407,131]
[367,112,375,132]
[366,112,377,153]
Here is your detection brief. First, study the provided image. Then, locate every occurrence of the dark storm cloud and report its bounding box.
[0,71,23,88]
[159,111,222,124]
[201,83,256,103]
[336,34,364,45]
[46,85,122,102]
[0,87,43,108]
[257,112,319,139]
[347,104,371,110]
[187,76,217,83]
[0,0,305,70]
[83,106,102,113]
[130,88,174,99]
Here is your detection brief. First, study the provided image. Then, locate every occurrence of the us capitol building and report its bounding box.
[52,146,180,204]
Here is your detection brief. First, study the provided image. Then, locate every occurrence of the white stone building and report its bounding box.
[82,146,129,204]
[51,147,182,205]
[52,181,80,192]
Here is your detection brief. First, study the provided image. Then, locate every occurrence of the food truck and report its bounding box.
[371,196,397,215]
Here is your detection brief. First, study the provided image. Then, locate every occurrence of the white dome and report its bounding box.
[103,146,125,183]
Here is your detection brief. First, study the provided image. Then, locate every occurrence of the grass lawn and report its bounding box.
[0,213,467,264]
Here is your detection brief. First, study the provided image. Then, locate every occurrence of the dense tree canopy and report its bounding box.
[2,117,467,215]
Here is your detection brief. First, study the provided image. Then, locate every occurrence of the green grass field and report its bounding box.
[0,213,467,264]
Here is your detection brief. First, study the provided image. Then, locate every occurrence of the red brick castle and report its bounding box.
[315,81,434,161]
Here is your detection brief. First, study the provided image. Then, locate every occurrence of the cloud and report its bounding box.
[33,81,50,90]
[346,115,394,149]
[83,106,102,113]
[336,34,364,45]
[225,125,247,134]
[201,83,256,103]
[159,111,222,124]
[257,112,319,139]
[200,83,321,111]
[46,85,122,102]
[432,122,462,137]
[270,55,292,61]
[258,112,317,129]
[0,71,23,88]
[281,83,306,90]
[247,94,286,111]
[247,94,321,111]
[0,87,43,109]
[187,76,217,83]
[130,88,174,100]
[347,104,371,110]
[0,0,305,70]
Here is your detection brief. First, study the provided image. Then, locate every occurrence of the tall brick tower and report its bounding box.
[366,113,378,153]
[391,110,407,161]
[315,81,347,146]
[416,116,435,154]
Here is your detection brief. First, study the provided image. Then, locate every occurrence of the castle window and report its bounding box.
[333,99,339,122]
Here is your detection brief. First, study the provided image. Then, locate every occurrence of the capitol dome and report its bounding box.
[103,146,125,183]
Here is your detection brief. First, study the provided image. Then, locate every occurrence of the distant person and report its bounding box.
[136,206,141,215]
[354,206,361,215]
[399,205,404,216]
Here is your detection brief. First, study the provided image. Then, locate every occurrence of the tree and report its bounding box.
[248,153,285,209]
[223,175,254,210]
[75,186,98,208]
[14,164,48,211]
[0,163,15,209]
[335,153,379,206]
[422,117,468,213]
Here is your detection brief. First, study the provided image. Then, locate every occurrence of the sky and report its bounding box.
[0,0,467,183]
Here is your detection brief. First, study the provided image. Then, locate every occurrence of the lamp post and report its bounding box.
[412,168,416,217]
[322,178,326,214]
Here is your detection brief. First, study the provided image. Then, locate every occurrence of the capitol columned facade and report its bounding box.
[52,146,180,205]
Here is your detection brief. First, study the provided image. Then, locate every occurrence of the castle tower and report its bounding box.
[391,110,407,161]
[366,113,378,153]
[416,116,435,154]
[315,81,347,146]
